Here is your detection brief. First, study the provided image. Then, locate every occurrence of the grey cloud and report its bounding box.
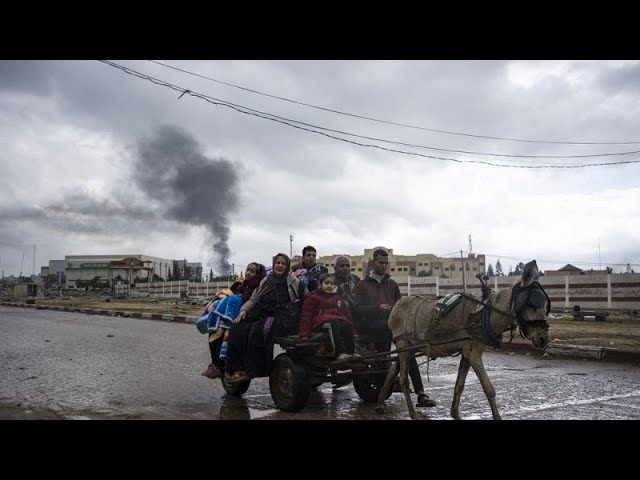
[0,60,54,94]
[0,202,160,236]
[597,62,640,95]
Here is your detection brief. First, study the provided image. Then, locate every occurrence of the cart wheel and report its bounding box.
[269,353,310,412]
[221,373,251,397]
[353,370,392,403]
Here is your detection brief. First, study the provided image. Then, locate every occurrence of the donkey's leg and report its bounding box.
[451,355,471,420]
[468,351,501,420]
[399,352,420,420]
[375,359,399,414]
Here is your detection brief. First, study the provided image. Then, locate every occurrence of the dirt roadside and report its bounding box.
[27,295,206,316]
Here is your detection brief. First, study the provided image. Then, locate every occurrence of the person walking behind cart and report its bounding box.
[353,249,436,408]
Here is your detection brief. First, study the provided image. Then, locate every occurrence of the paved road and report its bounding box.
[2,306,640,420]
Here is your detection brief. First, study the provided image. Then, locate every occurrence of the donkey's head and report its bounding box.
[510,260,550,348]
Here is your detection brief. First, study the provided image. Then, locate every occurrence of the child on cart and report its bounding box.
[298,273,358,360]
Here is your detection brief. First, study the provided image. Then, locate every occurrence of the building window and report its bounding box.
[351,268,355,271]
[391,268,395,271]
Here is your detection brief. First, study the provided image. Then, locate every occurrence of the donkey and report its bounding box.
[376,260,550,420]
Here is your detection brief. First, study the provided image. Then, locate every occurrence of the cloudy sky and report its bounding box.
[0,60,639,277]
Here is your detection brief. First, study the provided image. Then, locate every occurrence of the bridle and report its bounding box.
[510,280,551,331]
[461,280,551,347]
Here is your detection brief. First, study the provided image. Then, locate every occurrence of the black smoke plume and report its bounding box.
[134,125,239,274]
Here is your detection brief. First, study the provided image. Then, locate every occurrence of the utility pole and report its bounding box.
[468,234,473,254]
[33,244,36,277]
[598,238,602,270]
[19,251,25,279]
[290,234,293,258]
[461,250,466,292]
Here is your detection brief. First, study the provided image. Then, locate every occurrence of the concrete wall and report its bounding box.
[405,273,640,311]
[128,280,233,298]
[135,274,640,311]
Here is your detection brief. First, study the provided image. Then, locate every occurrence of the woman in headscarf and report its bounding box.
[226,253,307,384]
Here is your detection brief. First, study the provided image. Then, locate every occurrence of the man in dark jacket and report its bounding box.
[353,249,436,408]
[333,255,360,310]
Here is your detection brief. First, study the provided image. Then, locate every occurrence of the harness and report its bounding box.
[461,292,513,348]
[393,282,551,349]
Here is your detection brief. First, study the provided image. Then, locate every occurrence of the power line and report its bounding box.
[483,253,640,268]
[142,64,640,160]
[99,61,640,169]
[148,59,640,147]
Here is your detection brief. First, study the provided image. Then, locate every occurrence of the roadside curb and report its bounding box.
[0,301,198,326]
[497,339,640,365]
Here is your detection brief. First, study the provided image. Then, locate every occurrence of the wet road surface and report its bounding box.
[2,306,640,420]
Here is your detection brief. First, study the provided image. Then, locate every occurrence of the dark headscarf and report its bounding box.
[272,253,291,279]
[237,262,267,303]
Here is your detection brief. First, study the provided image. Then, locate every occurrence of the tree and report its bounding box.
[495,259,504,277]
[167,268,173,281]
[487,264,495,277]
[508,265,513,276]
[209,268,214,282]
[513,262,525,276]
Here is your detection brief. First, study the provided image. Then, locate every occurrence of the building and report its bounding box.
[317,246,486,281]
[171,260,202,282]
[40,260,66,286]
[8,283,39,297]
[545,264,610,277]
[64,254,178,288]
[186,262,203,282]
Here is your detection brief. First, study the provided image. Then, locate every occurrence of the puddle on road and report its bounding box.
[248,408,278,419]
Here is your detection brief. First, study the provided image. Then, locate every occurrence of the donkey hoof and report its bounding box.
[375,406,385,414]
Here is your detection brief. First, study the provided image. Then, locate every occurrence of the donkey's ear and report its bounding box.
[522,260,539,285]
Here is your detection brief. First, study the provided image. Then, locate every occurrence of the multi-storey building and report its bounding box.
[317,246,485,281]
